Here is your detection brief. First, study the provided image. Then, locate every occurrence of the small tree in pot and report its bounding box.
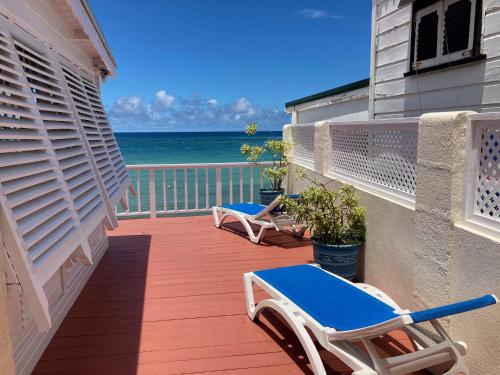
[240,123,291,205]
[280,171,365,280]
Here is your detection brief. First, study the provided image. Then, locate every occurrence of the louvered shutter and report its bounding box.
[81,77,130,193]
[442,0,475,60]
[0,27,92,331]
[12,40,107,235]
[60,66,126,205]
[414,3,442,69]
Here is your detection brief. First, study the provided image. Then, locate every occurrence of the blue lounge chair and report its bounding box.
[212,195,305,243]
[243,264,497,375]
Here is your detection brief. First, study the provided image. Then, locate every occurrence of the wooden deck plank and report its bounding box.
[32,216,422,375]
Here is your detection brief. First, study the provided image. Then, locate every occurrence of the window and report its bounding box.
[411,0,481,71]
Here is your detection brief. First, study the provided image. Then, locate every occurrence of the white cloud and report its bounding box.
[108,91,288,131]
[231,97,252,113]
[152,90,175,111]
[296,9,342,20]
[109,96,145,116]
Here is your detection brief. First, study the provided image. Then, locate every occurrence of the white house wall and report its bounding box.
[0,0,98,75]
[7,225,108,375]
[373,0,500,117]
[289,87,370,124]
[297,96,369,123]
[0,3,121,374]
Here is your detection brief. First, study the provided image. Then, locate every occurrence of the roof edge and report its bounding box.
[285,78,370,109]
[66,0,116,76]
[81,0,116,68]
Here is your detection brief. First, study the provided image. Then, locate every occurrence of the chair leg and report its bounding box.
[243,274,326,374]
[254,299,328,375]
[212,207,221,228]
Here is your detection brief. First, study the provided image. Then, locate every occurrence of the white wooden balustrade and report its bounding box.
[117,162,273,218]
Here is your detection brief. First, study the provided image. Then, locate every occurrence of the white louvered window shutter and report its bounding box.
[60,66,125,205]
[81,77,130,192]
[12,40,108,235]
[0,26,92,331]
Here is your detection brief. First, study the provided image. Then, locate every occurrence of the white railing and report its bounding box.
[292,124,315,170]
[328,119,419,202]
[465,114,500,232]
[116,162,273,218]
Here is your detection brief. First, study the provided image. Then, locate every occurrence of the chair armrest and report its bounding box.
[409,294,498,324]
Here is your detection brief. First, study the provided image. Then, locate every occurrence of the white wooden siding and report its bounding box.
[296,97,369,123]
[290,87,370,124]
[373,0,500,117]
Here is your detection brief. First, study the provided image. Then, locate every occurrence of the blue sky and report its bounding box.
[89,0,372,132]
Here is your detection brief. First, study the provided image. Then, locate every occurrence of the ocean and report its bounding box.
[115,131,283,214]
[115,131,283,165]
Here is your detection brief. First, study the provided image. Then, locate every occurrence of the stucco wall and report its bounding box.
[284,112,500,373]
[450,226,500,375]
[287,164,417,308]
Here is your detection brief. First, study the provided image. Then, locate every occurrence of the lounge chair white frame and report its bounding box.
[212,197,305,243]
[243,264,493,375]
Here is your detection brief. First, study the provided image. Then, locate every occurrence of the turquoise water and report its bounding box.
[116,131,282,164]
[115,132,283,214]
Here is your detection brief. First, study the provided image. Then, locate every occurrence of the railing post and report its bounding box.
[149,169,156,219]
[215,167,222,206]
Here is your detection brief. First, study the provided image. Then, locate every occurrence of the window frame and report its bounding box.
[413,2,443,69]
[441,0,477,62]
[408,0,483,74]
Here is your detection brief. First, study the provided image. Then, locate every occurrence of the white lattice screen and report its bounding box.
[330,125,418,196]
[474,127,500,222]
[292,125,315,169]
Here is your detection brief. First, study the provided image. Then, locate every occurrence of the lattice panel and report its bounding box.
[292,126,315,169]
[475,128,500,221]
[330,127,418,195]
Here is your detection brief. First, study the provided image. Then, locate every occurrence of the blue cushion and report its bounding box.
[255,265,399,331]
[221,203,266,216]
[409,294,497,323]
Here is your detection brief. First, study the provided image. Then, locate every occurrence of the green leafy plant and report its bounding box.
[280,171,365,245]
[240,123,291,191]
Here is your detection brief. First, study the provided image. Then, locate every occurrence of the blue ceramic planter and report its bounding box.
[259,188,284,206]
[311,239,361,280]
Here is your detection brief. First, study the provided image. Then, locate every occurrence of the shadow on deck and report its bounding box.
[32,215,422,375]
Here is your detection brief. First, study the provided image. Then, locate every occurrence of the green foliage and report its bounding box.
[280,173,365,245]
[245,123,258,136]
[240,123,291,191]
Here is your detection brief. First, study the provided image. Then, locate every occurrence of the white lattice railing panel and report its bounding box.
[330,123,418,196]
[475,127,500,222]
[292,125,315,169]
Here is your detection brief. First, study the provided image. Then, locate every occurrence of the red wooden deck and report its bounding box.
[33,216,422,375]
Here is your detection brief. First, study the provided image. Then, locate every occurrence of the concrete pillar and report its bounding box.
[0,231,15,375]
[413,112,471,311]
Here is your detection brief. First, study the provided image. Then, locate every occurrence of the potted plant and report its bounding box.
[280,172,365,280]
[240,123,291,205]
